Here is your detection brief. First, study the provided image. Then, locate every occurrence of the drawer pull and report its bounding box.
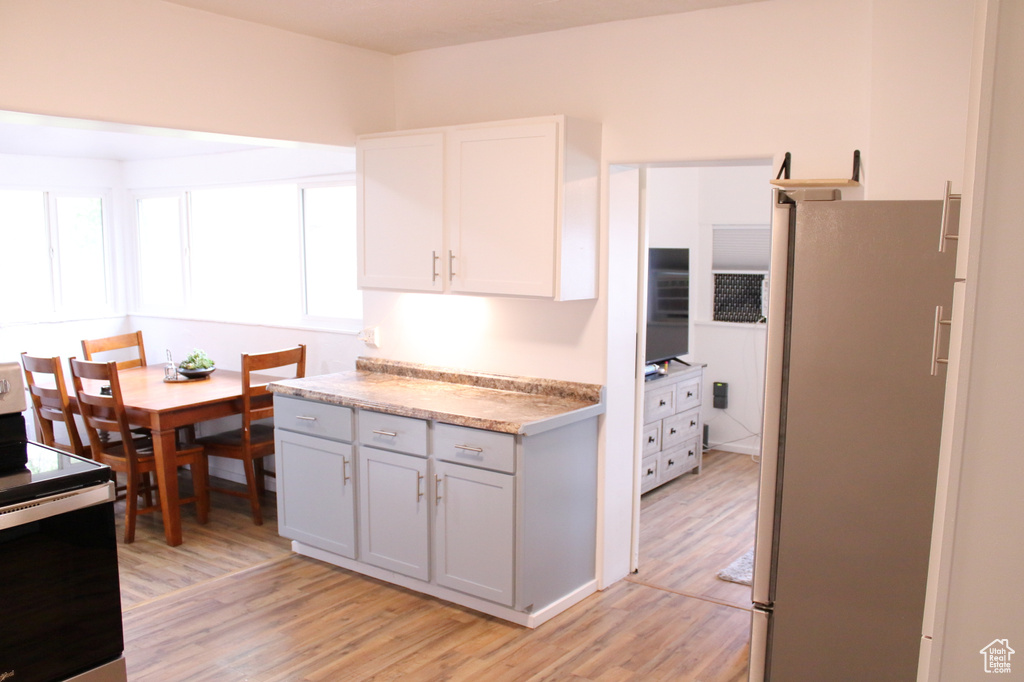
[372,429,398,438]
[435,474,443,504]
[454,444,484,454]
[690,420,697,427]
[647,468,655,476]
[648,435,656,443]
[668,459,675,466]
[658,399,666,407]
[669,428,677,435]
[295,415,317,421]
[342,457,351,485]
[416,472,424,501]
[686,390,694,398]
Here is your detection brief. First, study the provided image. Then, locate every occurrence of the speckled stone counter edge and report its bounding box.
[354,357,603,403]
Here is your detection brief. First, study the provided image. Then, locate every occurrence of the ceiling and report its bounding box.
[162,0,765,55]
[4,0,763,161]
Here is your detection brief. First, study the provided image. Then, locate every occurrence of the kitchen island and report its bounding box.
[268,357,604,627]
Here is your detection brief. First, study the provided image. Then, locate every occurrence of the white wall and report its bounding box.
[0,0,395,145]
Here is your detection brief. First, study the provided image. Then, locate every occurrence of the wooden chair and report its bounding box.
[20,352,89,459]
[69,357,210,544]
[81,331,147,370]
[197,345,306,526]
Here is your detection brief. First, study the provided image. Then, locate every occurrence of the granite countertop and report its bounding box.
[268,357,605,435]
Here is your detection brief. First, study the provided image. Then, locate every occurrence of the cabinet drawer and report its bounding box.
[662,407,700,449]
[641,456,660,494]
[676,377,702,412]
[274,396,353,442]
[434,423,515,474]
[660,438,699,481]
[642,423,661,456]
[358,410,428,456]
[644,383,676,423]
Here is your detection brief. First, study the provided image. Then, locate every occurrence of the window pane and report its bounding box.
[303,185,361,319]
[137,196,186,308]
[0,190,52,319]
[55,196,107,309]
[188,185,300,321]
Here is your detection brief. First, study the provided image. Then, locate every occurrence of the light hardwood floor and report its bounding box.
[116,450,758,681]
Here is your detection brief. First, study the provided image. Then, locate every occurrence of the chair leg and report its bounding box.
[124,473,138,544]
[241,458,263,526]
[254,457,266,497]
[193,457,210,525]
[142,472,154,508]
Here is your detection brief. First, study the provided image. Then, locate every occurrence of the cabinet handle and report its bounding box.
[659,399,666,407]
[690,420,697,427]
[647,435,655,443]
[432,250,440,282]
[372,429,398,438]
[939,180,961,253]
[668,459,675,466]
[669,428,677,435]
[455,444,484,454]
[416,471,424,501]
[686,391,694,398]
[647,468,655,476]
[295,415,317,421]
[449,250,456,281]
[342,457,350,485]
[930,305,953,376]
[435,474,443,505]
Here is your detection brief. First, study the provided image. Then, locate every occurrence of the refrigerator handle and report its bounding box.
[939,180,961,253]
[930,305,953,376]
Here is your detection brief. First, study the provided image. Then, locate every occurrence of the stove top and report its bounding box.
[0,442,110,508]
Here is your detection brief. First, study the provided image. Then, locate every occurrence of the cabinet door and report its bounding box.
[276,430,356,559]
[447,121,559,297]
[357,133,445,292]
[358,446,430,580]
[433,460,515,605]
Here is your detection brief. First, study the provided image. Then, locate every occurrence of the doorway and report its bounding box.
[620,159,773,611]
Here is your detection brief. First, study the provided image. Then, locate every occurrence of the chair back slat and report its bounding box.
[20,352,88,457]
[240,345,306,441]
[81,331,147,370]
[68,357,144,471]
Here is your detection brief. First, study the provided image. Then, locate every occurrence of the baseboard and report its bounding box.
[707,441,760,457]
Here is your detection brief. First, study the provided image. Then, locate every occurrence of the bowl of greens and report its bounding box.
[178,349,216,379]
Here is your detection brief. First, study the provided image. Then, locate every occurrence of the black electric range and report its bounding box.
[0,441,110,507]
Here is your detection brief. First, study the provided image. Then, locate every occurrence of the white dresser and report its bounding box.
[641,363,704,493]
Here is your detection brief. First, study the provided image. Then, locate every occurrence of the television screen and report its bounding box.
[646,248,689,364]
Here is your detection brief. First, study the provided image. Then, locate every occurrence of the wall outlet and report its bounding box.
[358,326,381,348]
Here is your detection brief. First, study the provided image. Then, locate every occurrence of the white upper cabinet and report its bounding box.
[356,115,601,301]
[357,133,445,292]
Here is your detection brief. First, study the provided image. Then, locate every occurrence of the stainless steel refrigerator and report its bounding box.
[749,189,958,680]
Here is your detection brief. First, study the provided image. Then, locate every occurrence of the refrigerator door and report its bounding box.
[754,199,955,681]
[751,191,793,609]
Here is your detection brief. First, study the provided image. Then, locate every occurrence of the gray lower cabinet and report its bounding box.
[275,407,357,559]
[273,394,598,626]
[433,459,514,606]
[358,446,430,581]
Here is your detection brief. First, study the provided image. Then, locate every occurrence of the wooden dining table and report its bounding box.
[82,364,264,546]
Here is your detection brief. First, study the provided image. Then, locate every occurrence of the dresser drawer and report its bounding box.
[676,377,702,412]
[434,423,515,474]
[644,383,676,423]
[661,407,700,449]
[274,396,354,442]
[642,423,661,456]
[660,438,699,480]
[358,410,428,457]
[640,455,660,494]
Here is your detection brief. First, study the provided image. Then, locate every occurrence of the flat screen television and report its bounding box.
[645,247,689,364]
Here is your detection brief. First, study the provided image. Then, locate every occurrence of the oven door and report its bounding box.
[0,483,125,682]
